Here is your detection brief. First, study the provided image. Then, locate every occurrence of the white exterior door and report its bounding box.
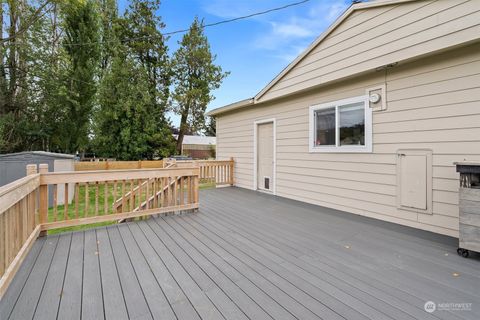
[257,122,274,191]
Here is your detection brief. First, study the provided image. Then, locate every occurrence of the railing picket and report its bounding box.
[138,179,143,210]
[146,179,150,210]
[180,177,184,205]
[95,182,99,216]
[64,183,69,220]
[104,182,108,215]
[160,177,165,207]
[85,183,89,218]
[173,177,178,206]
[53,184,58,222]
[75,183,79,219]
[153,178,158,208]
[130,180,134,212]
[165,178,170,207]
[113,181,117,214]
[188,176,192,204]
[121,180,126,213]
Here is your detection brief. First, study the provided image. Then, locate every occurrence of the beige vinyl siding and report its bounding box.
[258,0,480,102]
[216,43,480,237]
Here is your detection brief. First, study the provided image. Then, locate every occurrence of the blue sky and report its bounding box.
[120,0,351,127]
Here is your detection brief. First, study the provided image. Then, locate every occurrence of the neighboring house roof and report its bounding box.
[208,0,479,116]
[0,151,74,159]
[174,135,216,145]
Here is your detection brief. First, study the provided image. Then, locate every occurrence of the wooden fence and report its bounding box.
[0,163,200,298]
[75,160,164,171]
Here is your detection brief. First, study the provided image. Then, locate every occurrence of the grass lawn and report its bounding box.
[47,180,216,235]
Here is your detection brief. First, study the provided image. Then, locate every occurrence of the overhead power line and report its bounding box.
[63,0,310,46]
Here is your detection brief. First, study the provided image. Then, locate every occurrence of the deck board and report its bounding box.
[33,233,71,320]
[96,227,129,320]
[9,235,58,320]
[147,219,249,320]
[117,224,176,320]
[82,229,104,320]
[58,231,83,320]
[107,226,153,320]
[1,187,480,320]
[0,238,44,320]
[201,189,475,319]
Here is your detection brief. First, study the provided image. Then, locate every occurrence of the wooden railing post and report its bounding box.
[193,163,200,209]
[229,157,234,186]
[26,164,38,239]
[26,164,37,176]
[38,164,48,237]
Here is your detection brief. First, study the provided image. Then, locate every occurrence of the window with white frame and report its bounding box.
[309,96,372,153]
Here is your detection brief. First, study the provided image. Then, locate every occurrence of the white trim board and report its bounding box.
[253,118,277,195]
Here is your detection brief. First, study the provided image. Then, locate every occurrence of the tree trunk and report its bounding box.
[0,3,6,114]
[176,111,189,154]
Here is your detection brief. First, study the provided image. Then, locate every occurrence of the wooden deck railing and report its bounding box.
[0,163,200,298]
[166,158,234,186]
[76,158,235,186]
[111,159,234,212]
[0,165,41,297]
[39,166,199,231]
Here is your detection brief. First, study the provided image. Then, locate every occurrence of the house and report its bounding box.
[208,0,480,238]
[174,134,216,159]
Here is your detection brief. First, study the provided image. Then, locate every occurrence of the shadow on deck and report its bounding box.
[1,187,479,320]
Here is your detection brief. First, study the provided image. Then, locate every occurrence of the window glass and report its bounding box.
[339,102,365,146]
[314,107,335,146]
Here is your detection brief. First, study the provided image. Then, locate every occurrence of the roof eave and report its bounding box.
[207,98,254,116]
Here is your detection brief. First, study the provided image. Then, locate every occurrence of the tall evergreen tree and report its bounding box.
[95,50,175,160]
[171,17,228,154]
[94,0,175,160]
[121,0,170,108]
[0,0,31,152]
[99,0,118,74]
[60,0,100,153]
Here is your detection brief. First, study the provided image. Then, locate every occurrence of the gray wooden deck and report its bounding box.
[1,187,479,320]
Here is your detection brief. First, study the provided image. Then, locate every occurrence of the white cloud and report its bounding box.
[310,1,347,22]
[201,0,349,63]
[252,0,348,62]
[271,19,315,38]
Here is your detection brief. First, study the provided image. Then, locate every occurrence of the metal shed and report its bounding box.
[0,151,75,206]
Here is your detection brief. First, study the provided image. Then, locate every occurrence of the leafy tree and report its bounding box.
[59,0,100,153]
[0,0,31,152]
[121,0,171,104]
[120,0,172,146]
[93,0,175,160]
[171,17,228,154]
[94,50,175,160]
[99,0,118,74]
